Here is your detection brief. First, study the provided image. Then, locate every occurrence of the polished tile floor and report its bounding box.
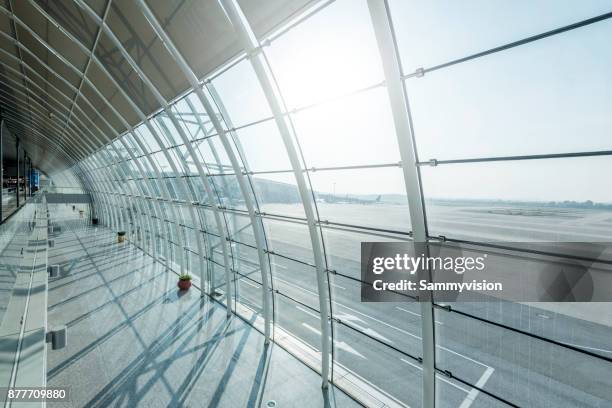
[46,207,359,408]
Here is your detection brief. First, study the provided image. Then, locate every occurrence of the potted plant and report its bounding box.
[178,273,192,291]
[117,231,126,243]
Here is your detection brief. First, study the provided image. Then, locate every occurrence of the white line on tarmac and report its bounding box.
[396,306,444,325]
[459,367,495,408]
[302,322,321,335]
[296,305,320,319]
[241,279,260,289]
[273,276,492,372]
[562,342,612,354]
[400,358,469,393]
[303,323,366,359]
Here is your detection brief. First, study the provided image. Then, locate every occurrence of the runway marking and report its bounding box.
[303,323,366,359]
[396,306,444,325]
[302,322,320,334]
[296,305,320,319]
[271,276,492,374]
[334,312,365,323]
[400,358,469,393]
[240,279,260,289]
[562,342,612,354]
[458,367,495,408]
[348,322,393,343]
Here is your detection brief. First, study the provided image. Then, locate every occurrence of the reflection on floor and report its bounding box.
[0,213,29,326]
[46,207,358,408]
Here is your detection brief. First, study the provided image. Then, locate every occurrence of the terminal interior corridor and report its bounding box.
[0,0,611,407]
[43,204,356,407]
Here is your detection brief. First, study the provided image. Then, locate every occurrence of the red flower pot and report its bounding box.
[178,279,192,291]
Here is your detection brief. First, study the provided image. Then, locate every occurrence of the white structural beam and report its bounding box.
[367,1,435,407]
[219,0,332,387]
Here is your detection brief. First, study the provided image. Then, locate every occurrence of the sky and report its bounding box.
[212,0,612,203]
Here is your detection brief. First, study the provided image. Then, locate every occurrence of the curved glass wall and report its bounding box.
[66,1,612,407]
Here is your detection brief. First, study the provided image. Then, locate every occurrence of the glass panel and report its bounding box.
[309,166,411,232]
[323,227,410,281]
[436,377,509,408]
[330,273,421,357]
[271,255,318,311]
[421,156,612,241]
[263,217,314,264]
[232,242,261,284]
[123,133,144,156]
[333,321,422,408]
[266,0,384,109]
[133,123,162,153]
[210,174,247,211]
[292,87,399,168]
[252,172,305,218]
[435,309,612,407]
[389,0,612,73]
[211,59,273,127]
[233,120,292,172]
[193,135,235,175]
[189,178,210,204]
[171,99,202,141]
[407,22,612,161]
[236,279,263,314]
[186,89,222,136]
[275,294,321,354]
[324,226,422,351]
[226,212,255,246]
[154,116,179,148]
[198,208,219,235]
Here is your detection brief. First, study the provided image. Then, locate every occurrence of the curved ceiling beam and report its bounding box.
[0,37,118,150]
[18,0,208,283]
[0,30,139,170]
[55,0,113,147]
[0,94,88,162]
[0,29,97,160]
[0,4,143,151]
[0,78,95,160]
[1,112,81,165]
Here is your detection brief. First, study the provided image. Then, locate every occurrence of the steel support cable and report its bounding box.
[405,11,612,78]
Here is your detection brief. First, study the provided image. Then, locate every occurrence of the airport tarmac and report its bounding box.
[222,202,612,407]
